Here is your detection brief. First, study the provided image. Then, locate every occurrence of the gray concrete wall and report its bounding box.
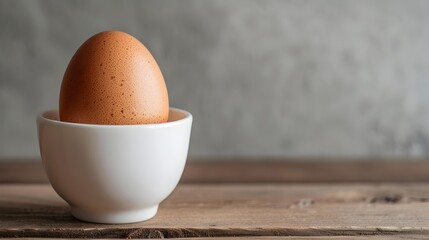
[1,0,429,160]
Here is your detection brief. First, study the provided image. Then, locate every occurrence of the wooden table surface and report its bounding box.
[1,159,429,239]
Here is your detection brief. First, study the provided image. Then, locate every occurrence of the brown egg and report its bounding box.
[59,31,169,125]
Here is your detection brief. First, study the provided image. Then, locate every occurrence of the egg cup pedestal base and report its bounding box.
[70,205,159,224]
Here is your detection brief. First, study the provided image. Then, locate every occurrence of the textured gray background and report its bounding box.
[1,0,429,160]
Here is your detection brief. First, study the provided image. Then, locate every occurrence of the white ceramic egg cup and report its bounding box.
[37,108,192,224]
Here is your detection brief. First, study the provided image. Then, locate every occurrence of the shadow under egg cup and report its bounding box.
[37,108,192,224]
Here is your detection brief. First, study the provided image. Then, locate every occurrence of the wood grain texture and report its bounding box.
[1,184,429,238]
[2,237,429,240]
[2,159,429,183]
[175,237,429,240]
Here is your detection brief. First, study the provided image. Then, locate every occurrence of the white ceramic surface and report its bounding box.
[37,108,192,224]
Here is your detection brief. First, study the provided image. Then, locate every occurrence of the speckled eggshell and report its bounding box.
[59,31,169,125]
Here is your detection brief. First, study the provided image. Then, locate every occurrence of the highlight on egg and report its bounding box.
[59,31,169,125]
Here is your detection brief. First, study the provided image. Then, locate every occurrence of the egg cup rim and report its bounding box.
[38,107,192,129]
